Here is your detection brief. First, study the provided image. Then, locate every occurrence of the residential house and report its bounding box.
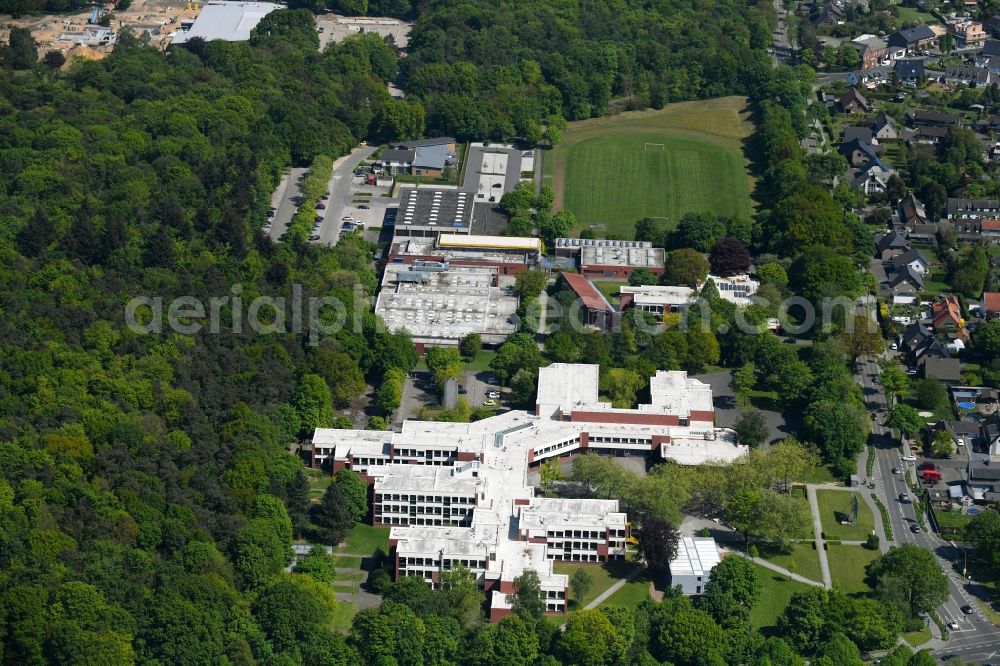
[949,19,986,47]
[387,138,458,177]
[942,64,992,86]
[988,143,1000,162]
[843,126,875,144]
[967,458,1000,497]
[900,192,928,227]
[909,223,943,242]
[888,25,938,52]
[946,197,1000,219]
[909,336,950,369]
[953,219,987,244]
[840,137,879,166]
[894,58,925,83]
[983,38,1000,58]
[932,295,964,332]
[839,88,871,114]
[983,291,1000,319]
[378,148,416,175]
[852,35,889,68]
[900,320,931,353]
[981,411,1000,455]
[871,111,899,140]
[886,265,925,303]
[851,158,894,195]
[876,229,910,260]
[982,219,1000,242]
[945,420,981,449]
[922,357,962,385]
[907,109,961,127]
[888,248,930,276]
[813,1,846,27]
[910,125,950,145]
[559,272,618,331]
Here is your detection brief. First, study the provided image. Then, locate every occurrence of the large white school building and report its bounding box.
[309,364,744,621]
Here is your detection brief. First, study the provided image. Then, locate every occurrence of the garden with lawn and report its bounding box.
[757,542,824,584]
[826,544,879,595]
[816,489,875,541]
[554,559,643,609]
[748,562,817,630]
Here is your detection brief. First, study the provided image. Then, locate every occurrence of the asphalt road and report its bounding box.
[858,355,1000,658]
[317,145,378,246]
[771,0,793,66]
[268,167,307,241]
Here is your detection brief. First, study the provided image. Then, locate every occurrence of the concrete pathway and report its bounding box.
[583,565,646,611]
[806,485,834,589]
[723,548,825,588]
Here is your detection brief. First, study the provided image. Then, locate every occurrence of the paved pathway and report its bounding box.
[723,549,825,588]
[583,565,646,611]
[806,485,834,589]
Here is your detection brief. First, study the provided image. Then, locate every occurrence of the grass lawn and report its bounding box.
[334,523,389,556]
[330,600,355,633]
[757,542,823,584]
[895,6,936,24]
[592,280,626,307]
[543,96,754,236]
[463,350,496,373]
[826,544,879,595]
[332,555,363,569]
[554,559,642,609]
[602,572,653,611]
[803,465,837,484]
[902,626,932,647]
[748,562,816,630]
[816,490,875,541]
[934,509,973,533]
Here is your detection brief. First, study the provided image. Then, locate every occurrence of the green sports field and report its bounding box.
[543,96,755,237]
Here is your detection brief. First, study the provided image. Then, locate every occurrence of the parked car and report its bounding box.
[458,386,467,394]
[902,454,916,462]
[358,204,369,209]
[947,620,959,630]
[266,209,276,217]
[487,391,500,399]
[917,462,937,471]
[308,235,320,241]
[483,399,497,407]
[315,203,326,209]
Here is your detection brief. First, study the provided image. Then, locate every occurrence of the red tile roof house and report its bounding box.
[559,272,618,331]
[984,292,1000,319]
[931,295,966,334]
[982,219,1000,242]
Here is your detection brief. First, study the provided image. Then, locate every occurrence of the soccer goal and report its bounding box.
[644,142,665,150]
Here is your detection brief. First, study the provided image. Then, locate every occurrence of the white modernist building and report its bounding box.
[310,364,745,621]
[670,537,723,595]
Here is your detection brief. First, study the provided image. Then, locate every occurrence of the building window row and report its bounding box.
[589,436,650,445]
[377,493,475,504]
[546,529,604,540]
[379,516,464,527]
[533,437,580,457]
[549,541,599,551]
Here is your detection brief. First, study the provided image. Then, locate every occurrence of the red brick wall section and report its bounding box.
[528,537,546,544]
[651,434,670,450]
[570,411,680,426]
[597,543,609,557]
[456,451,478,462]
[579,432,589,449]
[689,410,715,423]
[513,499,530,506]
[331,460,346,473]
[490,607,513,623]
[499,580,516,594]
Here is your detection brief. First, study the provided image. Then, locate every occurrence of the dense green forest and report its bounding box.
[0,10,426,664]
[397,0,777,140]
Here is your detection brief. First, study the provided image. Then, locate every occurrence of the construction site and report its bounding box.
[0,0,411,66]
